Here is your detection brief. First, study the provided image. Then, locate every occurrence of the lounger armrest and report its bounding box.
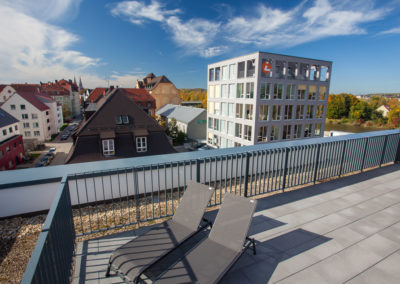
[245,237,256,255]
[202,217,213,228]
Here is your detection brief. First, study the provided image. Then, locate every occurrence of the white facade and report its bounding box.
[207,51,332,148]
[0,86,16,103]
[0,121,19,142]
[1,93,58,142]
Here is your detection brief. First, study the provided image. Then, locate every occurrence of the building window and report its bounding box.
[261,58,272,78]
[316,105,324,119]
[287,62,297,80]
[286,84,296,100]
[274,60,285,79]
[259,105,269,121]
[228,84,235,98]
[24,131,31,137]
[229,64,235,79]
[243,125,252,141]
[34,131,40,136]
[258,126,268,142]
[236,103,243,119]
[14,125,18,131]
[245,104,253,120]
[234,142,241,147]
[10,105,16,110]
[282,125,292,140]
[20,104,26,110]
[320,66,329,81]
[296,105,305,119]
[293,124,302,139]
[208,102,214,114]
[304,124,312,137]
[102,139,115,156]
[122,115,129,124]
[46,111,49,115]
[246,59,255,77]
[227,121,234,136]
[272,105,282,120]
[237,61,245,78]
[23,122,30,128]
[306,105,314,119]
[208,117,213,129]
[297,85,306,100]
[33,122,39,128]
[0,150,2,158]
[215,67,220,81]
[298,63,309,80]
[9,127,13,133]
[214,102,220,115]
[235,123,242,138]
[245,82,254,99]
[115,115,122,124]
[213,118,220,131]
[213,134,219,147]
[221,84,228,98]
[221,102,228,116]
[314,123,322,136]
[237,83,244,98]
[215,85,221,98]
[31,113,38,119]
[47,118,50,123]
[308,86,317,100]
[270,126,280,141]
[284,105,293,120]
[273,84,283,99]
[136,137,147,152]
[47,126,51,131]
[319,86,327,101]
[209,85,215,98]
[209,68,215,81]
[222,65,229,80]
[260,83,271,100]
[22,114,28,119]
[309,65,319,80]
[2,129,6,135]
[228,103,234,118]
[220,120,226,133]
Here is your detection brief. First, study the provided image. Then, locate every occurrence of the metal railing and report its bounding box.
[21,130,400,283]
[21,176,75,284]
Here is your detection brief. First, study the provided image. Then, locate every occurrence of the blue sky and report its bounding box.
[1,0,400,94]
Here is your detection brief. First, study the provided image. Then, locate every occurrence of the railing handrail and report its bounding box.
[0,129,399,190]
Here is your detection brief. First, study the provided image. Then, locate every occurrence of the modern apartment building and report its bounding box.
[206,51,332,148]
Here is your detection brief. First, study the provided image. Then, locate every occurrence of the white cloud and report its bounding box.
[111,0,180,24]
[225,0,388,48]
[380,26,400,34]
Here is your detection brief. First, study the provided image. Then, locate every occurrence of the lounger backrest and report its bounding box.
[208,193,257,252]
[172,180,214,231]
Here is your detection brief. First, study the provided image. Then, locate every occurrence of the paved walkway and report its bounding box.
[73,164,400,283]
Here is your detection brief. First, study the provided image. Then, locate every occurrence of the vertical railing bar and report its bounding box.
[313,144,321,183]
[361,137,369,172]
[116,172,124,225]
[109,174,117,228]
[177,162,181,206]
[150,166,154,219]
[157,164,161,218]
[90,175,101,231]
[235,154,239,194]
[262,150,267,193]
[83,175,93,233]
[243,152,250,197]
[74,175,84,235]
[258,151,264,194]
[124,169,131,225]
[219,156,223,203]
[164,164,167,216]
[339,140,347,177]
[282,148,289,191]
[224,156,229,194]
[100,174,108,230]
[143,166,148,221]
[171,162,174,214]
[229,155,234,193]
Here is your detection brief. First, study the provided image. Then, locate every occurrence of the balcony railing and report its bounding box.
[13,129,400,283]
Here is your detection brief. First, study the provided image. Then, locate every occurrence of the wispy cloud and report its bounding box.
[225,0,389,48]
[111,0,180,24]
[379,26,400,34]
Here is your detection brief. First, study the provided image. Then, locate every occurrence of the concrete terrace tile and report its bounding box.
[357,234,399,258]
[301,213,351,236]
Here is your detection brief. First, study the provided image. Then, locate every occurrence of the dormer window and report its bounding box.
[136,137,147,152]
[122,115,129,124]
[116,115,129,125]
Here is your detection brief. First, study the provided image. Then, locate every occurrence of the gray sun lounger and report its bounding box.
[105,180,214,283]
[154,193,257,284]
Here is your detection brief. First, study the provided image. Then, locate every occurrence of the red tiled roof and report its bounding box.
[123,88,155,102]
[17,91,49,111]
[0,85,6,92]
[11,84,40,93]
[87,88,107,103]
[40,84,69,96]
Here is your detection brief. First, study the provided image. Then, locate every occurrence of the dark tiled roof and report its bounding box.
[11,84,40,93]
[0,108,19,128]
[67,88,175,163]
[18,92,49,111]
[145,75,172,91]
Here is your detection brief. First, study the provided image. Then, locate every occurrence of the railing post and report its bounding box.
[395,135,400,164]
[243,152,250,197]
[281,148,290,192]
[360,138,369,172]
[313,144,322,184]
[196,159,201,182]
[380,135,388,167]
[338,140,347,177]
[133,168,140,225]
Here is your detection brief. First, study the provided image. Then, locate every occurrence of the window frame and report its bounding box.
[102,139,115,156]
[136,136,147,153]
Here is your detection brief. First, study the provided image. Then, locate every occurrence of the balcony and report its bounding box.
[0,129,399,283]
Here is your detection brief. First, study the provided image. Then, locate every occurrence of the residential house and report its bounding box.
[156,104,207,140]
[40,79,81,119]
[66,88,175,164]
[377,105,390,117]
[1,91,60,144]
[0,109,24,170]
[137,73,181,111]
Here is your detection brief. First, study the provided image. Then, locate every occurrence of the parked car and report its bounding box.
[41,157,51,165]
[49,147,56,153]
[35,161,46,167]
[44,152,54,159]
[61,134,69,140]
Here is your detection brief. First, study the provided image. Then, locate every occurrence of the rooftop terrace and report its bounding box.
[73,164,400,283]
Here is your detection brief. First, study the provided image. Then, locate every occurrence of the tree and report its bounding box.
[62,105,72,119]
[388,106,400,128]
[166,118,178,139]
[349,101,373,121]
